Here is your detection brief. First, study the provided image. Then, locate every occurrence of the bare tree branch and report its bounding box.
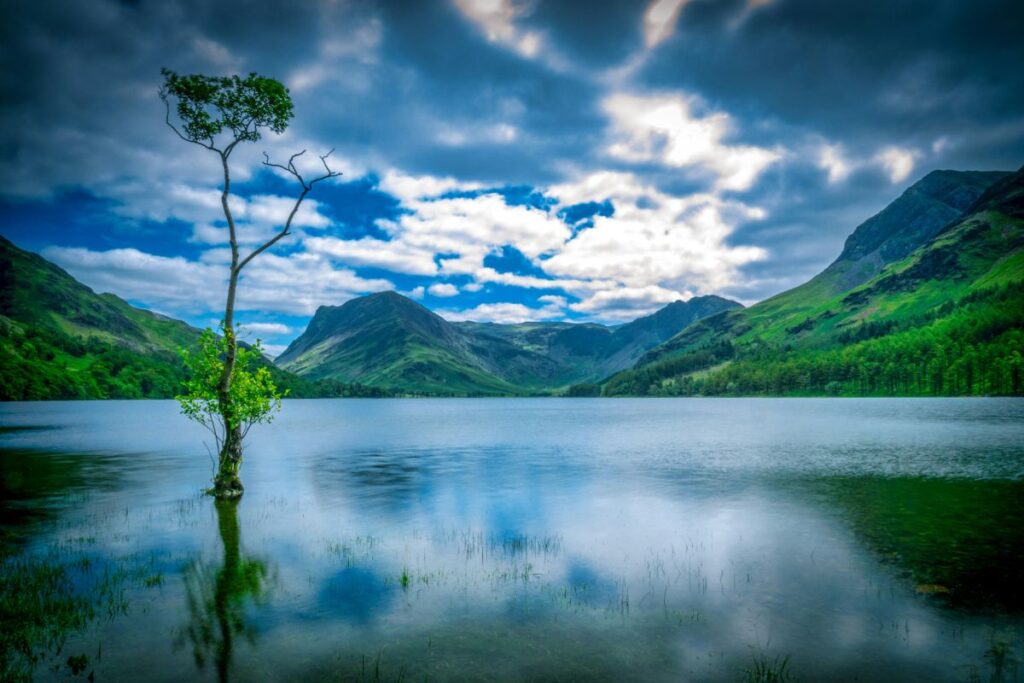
[309,149,342,189]
[236,149,342,272]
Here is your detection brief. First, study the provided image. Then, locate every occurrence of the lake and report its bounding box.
[2,398,1023,682]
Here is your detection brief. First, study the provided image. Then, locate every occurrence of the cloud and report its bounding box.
[42,245,393,317]
[811,139,920,185]
[309,168,767,320]
[439,299,564,324]
[875,146,918,184]
[306,236,439,276]
[427,282,459,297]
[452,0,543,59]
[4,0,1023,322]
[816,143,852,185]
[544,171,767,296]
[378,170,480,204]
[568,284,689,319]
[260,344,288,359]
[603,92,783,191]
[239,322,293,336]
[643,0,689,49]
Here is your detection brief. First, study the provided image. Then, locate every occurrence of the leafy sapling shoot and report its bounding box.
[161,69,341,498]
[176,329,284,495]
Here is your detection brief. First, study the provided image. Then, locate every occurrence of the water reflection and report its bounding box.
[1,399,1023,682]
[176,499,273,683]
[806,476,1024,611]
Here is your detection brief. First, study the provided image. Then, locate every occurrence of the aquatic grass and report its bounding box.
[400,567,410,590]
[741,652,795,683]
[985,638,1018,683]
[0,552,94,682]
[343,651,408,683]
[0,534,176,682]
[436,528,562,561]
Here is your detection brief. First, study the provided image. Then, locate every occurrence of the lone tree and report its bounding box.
[161,69,340,498]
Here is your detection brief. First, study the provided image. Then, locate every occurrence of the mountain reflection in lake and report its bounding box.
[1,398,1022,682]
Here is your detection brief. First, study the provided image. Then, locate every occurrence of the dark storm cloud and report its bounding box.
[1,0,1022,318]
[640,0,1024,165]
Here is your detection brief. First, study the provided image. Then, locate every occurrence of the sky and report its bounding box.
[2,0,1023,356]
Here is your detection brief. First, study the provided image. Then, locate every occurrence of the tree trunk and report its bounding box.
[212,422,244,498]
[211,151,244,499]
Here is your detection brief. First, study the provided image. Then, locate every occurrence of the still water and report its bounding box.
[1,398,1023,682]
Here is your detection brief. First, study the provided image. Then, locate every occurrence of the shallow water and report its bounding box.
[1,398,1023,682]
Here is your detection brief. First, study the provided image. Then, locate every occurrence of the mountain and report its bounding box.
[0,235,203,399]
[276,292,741,394]
[0,235,201,353]
[604,167,1024,396]
[0,237,385,400]
[276,291,529,395]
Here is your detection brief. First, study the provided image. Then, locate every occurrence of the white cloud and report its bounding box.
[728,0,775,29]
[816,142,852,185]
[435,122,519,147]
[603,92,782,191]
[427,282,459,297]
[239,322,293,336]
[452,0,543,59]
[306,236,439,276]
[545,171,767,299]
[318,181,571,283]
[310,166,767,322]
[811,139,921,186]
[378,170,480,204]
[643,0,689,49]
[42,246,393,317]
[876,146,918,183]
[408,286,426,299]
[190,36,240,70]
[439,299,564,324]
[260,344,288,359]
[569,285,690,319]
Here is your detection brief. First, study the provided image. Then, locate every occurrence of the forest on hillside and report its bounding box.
[603,281,1024,397]
[0,322,391,401]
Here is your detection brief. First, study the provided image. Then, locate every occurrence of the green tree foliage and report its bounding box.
[160,69,293,147]
[176,327,284,456]
[564,383,602,397]
[0,323,183,401]
[0,321,389,401]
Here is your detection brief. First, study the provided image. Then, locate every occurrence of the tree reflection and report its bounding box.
[176,499,272,683]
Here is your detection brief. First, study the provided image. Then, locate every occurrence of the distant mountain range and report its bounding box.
[275,291,739,394]
[2,165,1022,398]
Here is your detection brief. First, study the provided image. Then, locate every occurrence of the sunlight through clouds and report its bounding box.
[603,92,783,191]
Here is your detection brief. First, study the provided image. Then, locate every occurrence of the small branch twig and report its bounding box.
[236,148,342,273]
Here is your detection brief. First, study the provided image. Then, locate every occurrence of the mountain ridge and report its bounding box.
[0,236,387,400]
[604,166,1024,396]
[277,291,742,394]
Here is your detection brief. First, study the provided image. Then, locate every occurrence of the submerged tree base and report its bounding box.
[207,478,244,499]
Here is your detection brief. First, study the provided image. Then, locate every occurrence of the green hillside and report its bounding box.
[276,291,739,395]
[0,236,386,400]
[604,168,1024,396]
